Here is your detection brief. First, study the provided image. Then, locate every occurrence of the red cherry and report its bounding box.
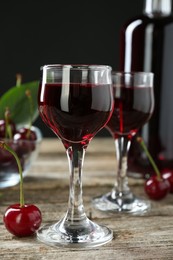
[145,175,170,200]
[161,169,173,193]
[3,204,42,237]
[13,127,37,155]
[0,141,42,237]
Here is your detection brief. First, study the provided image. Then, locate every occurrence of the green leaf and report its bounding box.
[0,81,39,126]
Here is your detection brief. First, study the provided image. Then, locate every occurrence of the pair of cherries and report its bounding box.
[1,119,42,237]
[0,118,37,141]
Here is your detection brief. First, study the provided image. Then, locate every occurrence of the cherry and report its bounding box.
[13,127,37,155]
[0,141,42,237]
[145,175,170,200]
[13,89,37,155]
[161,169,173,193]
[3,204,42,237]
[137,137,171,200]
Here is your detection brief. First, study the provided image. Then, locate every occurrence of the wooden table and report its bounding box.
[0,138,173,260]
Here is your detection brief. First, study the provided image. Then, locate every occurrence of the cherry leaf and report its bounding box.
[0,81,39,127]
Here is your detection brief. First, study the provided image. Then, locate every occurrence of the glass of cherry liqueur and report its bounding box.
[37,64,114,248]
[92,72,154,214]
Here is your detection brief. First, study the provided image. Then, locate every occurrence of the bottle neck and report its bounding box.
[143,0,172,17]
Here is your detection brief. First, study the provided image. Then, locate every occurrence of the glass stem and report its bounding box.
[112,137,131,197]
[65,144,87,223]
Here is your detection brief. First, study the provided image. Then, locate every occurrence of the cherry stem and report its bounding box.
[137,137,161,180]
[16,73,22,87]
[25,90,33,138]
[0,141,24,207]
[5,107,12,139]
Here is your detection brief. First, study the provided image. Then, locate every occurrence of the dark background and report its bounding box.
[0,0,144,137]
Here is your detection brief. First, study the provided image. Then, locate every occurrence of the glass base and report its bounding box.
[37,218,113,248]
[92,191,151,214]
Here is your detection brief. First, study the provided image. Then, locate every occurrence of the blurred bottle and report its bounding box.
[119,0,173,178]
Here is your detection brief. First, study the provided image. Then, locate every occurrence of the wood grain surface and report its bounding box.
[0,138,173,260]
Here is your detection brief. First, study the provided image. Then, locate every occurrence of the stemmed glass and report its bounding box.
[37,64,114,247]
[92,72,154,214]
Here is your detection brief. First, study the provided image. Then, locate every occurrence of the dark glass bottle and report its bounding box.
[119,0,173,178]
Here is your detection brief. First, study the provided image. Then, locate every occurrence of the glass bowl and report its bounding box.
[0,126,42,189]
